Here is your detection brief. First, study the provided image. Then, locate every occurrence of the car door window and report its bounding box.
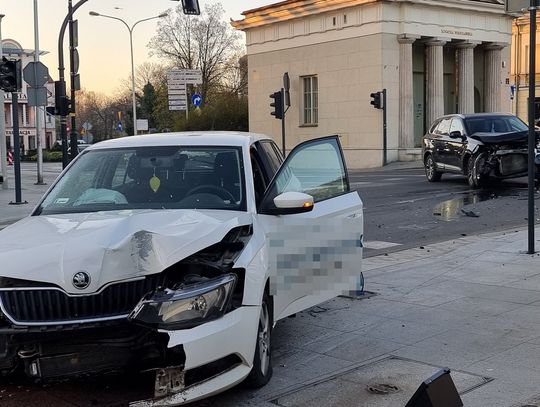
[259,141,283,177]
[449,118,465,136]
[261,136,348,208]
[435,118,451,135]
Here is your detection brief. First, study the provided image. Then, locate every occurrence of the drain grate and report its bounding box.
[367,383,400,395]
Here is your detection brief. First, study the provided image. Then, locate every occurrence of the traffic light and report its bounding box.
[270,91,283,120]
[370,91,382,109]
[0,57,22,92]
[171,0,200,15]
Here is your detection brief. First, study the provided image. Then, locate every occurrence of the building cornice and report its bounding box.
[231,0,376,30]
[232,0,507,31]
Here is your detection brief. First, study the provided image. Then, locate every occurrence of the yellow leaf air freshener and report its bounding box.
[149,167,161,193]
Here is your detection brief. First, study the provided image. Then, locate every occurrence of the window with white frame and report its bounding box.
[301,75,318,126]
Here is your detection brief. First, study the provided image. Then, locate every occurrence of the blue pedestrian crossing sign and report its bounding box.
[192,93,202,107]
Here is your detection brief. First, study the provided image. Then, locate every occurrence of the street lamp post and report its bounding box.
[89,11,167,136]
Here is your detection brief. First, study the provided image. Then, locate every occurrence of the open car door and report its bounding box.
[257,136,363,321]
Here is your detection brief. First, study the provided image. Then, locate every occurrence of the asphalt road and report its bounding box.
[350,166,540,257]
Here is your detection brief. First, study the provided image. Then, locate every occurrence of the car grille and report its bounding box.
[0,274,164,325]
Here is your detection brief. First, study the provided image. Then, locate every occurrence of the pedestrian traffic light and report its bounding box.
[270,91,283,120]
[0,57,22,93]
[370,91,382,109]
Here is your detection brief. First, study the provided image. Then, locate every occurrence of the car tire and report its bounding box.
[245,292,273,388]
[425,154,442,182]
[467,153,487,189]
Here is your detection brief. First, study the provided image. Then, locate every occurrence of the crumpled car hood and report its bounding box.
[0,210,252,294]
[470,130,529,145]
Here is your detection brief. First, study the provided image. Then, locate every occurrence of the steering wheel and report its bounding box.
[186,185,236,202]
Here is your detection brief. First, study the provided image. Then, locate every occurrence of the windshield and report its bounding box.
[36,146,246,215]
[465,116,528,134]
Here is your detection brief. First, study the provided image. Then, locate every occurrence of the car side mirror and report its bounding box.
[260,191,314,215]
[449,130,463,139]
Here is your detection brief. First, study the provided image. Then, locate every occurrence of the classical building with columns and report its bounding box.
[2,39,56,155]
[232,0,513,168]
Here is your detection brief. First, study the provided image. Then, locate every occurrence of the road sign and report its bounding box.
[167,82,186,90]
[168,100,187,106]
[169,105,184,111]
[168,89,186,95]
[23,61,49,88]
[27,87,47,107]
[192,93,202,107]
[506,0,529,13]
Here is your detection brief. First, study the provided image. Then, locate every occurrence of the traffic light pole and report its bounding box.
[58,0,88,168]
[9,93,25,205]
[527,0,537,254]
[281,88,286,156]
[0,14,7,190]
[382,88,387,166]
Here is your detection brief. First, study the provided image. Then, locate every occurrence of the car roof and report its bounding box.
[88,131,272,150]
[438,113,517,120]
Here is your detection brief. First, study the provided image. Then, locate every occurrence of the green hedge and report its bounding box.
[25,150,63,162]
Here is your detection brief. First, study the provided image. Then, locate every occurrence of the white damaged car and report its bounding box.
[0,132,363,405]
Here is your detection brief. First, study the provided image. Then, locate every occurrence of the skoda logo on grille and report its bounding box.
[72,271,90,290]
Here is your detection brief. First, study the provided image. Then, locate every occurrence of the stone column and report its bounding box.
[426,39,446,127]
[456,42,476,114]
[398,35,416,150]
[484,43,505,112]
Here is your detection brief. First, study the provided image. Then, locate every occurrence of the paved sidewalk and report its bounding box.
[0,162,61,227]
[194,226,540,407]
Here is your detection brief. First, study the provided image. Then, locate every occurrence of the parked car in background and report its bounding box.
[422,113,540,188]
[0,132,363,405]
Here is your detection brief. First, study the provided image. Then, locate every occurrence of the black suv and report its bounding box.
[422,113,540,188]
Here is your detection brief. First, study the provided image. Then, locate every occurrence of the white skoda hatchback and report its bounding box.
[0,132,363,406]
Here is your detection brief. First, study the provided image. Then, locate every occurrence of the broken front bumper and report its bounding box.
[131,305,260,407]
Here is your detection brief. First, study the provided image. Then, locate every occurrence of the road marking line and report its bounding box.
[363,240,402,250]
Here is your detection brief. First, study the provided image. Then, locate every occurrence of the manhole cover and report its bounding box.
[271,356,492,407]
[367,383,400,395]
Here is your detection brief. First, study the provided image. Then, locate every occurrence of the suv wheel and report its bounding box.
[425,155,442,182]
[467,153,487,189]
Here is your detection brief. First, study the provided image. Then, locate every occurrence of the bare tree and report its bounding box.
[121,62,169,96]
[148,2,241,101]
[220,54,248,96]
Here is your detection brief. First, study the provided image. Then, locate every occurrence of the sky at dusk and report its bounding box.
[1,0,269,95]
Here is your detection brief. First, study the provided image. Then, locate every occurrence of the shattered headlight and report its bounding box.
[128,274,236,330]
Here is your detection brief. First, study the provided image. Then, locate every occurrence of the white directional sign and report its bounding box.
[167,68,202,112]
[168,89,186,95]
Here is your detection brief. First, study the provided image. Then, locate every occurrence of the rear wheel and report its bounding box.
[425,154,442,182]
[467,152,487,189]
[245,292,273,388]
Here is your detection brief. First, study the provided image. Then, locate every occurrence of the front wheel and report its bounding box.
[467,153,487,189]
[245,292,273,388]
[425,154,442,182]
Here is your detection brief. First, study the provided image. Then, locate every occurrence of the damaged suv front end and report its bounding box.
[466,129,540,188]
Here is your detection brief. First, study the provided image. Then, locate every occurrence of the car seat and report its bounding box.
[213,152,240,201]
